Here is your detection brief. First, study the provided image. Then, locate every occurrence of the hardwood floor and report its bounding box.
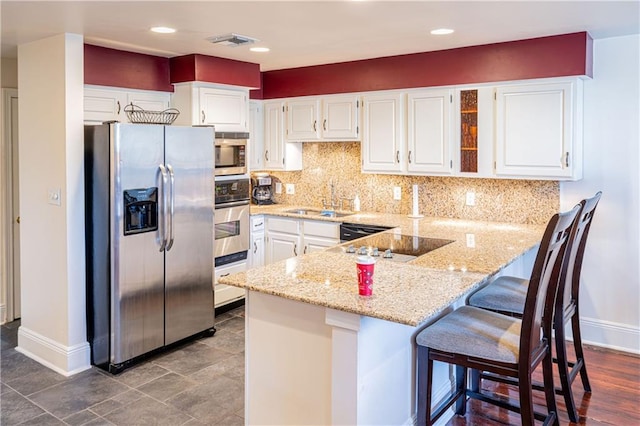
[445,343,640,425]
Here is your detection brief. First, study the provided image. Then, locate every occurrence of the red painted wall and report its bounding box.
[170,54,261,88]
[84,44,173,92]
[260,32,593,99]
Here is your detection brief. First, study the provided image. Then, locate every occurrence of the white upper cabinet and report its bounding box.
[407,89,453,174]
[172,83,249,132]
[287,99,320,140]
[322,95,360,140]
[285,95,360,142]
[249,100,264,171]
[264,101,303,171]
[495,80,582,180]
[199,87,248,131]
[84,86,170,124]
[361,93,404,173]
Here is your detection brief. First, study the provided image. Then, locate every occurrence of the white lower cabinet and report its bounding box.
[214,260,247,308]
[265,216,340,264]
[249,215,265,268]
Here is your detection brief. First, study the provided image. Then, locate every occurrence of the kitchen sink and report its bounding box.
[284,208,353,218]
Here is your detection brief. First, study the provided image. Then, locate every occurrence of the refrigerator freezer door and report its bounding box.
[164,126,215,345]
[112,123,166,364]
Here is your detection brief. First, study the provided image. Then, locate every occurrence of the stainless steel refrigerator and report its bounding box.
[85,122,215,373]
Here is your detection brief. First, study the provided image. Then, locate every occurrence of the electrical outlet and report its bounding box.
[465,191,475,206]
[466,233,476,248]
[275,182,282,194]
[48,188,61,206]
[393,186,401,200]
[286,183,295,195]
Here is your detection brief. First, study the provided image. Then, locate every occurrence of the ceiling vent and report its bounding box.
[207,33,258,47]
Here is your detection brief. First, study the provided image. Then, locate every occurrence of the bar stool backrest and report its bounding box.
[559,192,602,315]
[520,204,582,366]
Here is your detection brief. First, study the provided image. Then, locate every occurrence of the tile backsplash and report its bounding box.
[262,142,558,225]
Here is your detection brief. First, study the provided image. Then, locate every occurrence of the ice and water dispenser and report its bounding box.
[123,188,158,235]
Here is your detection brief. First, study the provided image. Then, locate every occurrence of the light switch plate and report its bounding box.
[286,183,295,195]
[275,182,282,194]
[393,186,401,200]
[48,188,61,206]
[465,191,475,206]
[466,233,476,248]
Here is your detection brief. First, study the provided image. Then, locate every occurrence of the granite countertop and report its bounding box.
[219,205,545,326]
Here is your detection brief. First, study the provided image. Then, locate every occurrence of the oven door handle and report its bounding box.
[215,200,250,209]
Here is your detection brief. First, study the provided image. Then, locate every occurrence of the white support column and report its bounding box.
[16,33,90,376]
[325,308,361,425]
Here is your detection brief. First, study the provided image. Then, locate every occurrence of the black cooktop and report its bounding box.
[328,233,454,261]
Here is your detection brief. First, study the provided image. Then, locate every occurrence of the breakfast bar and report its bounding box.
[219,213,545,425]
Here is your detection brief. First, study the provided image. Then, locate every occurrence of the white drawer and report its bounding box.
[303,220,340,239]
[267,217,300,234]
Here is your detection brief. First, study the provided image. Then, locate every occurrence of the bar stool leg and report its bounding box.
[555,317,580,422]
[571,308,592,392]
[518,369,536,426]
[416,346,432,426]
[454,365,467,415]
[542,347,561,426]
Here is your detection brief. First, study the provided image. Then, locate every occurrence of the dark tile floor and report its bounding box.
[0,307,245,425]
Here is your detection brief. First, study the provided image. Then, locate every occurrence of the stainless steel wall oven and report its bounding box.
[215,177,250,266]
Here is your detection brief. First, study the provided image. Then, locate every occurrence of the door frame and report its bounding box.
[1,88,18,323]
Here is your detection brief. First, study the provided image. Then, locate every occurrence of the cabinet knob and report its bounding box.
[116,101,121,115]
[408,151,412,164]
[265,150,269,161]
[293,243,298,257]
[201,110,205,123]
[396,150,400,163]
[253,241,258,254]
[323,119,327,131]
[313,120,317,132]
[16,216,20,224]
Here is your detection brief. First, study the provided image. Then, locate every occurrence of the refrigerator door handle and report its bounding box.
[158,164,168,252]
[166,163,176,251]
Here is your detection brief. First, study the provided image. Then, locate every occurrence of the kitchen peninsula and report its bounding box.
[219,209,545,425]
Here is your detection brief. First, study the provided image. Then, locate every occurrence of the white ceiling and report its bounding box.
[1,1,639,71]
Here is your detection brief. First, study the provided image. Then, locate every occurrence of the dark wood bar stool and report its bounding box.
[467,192,601,422]
[415,204,581,426]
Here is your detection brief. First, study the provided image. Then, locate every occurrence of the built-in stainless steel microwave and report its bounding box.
[215,132,248,176]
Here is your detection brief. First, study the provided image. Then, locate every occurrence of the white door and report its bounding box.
[362,93,404,173]
[303,235,338,254]
[199,88,248,131]
[495,81,576,179]
[287,99,320,141]
[407,89,453,174]
[264,102,285,170]
[266,231,300,264]
[322,95,360,140]
[250,232,265,268]
[249,101,264,171]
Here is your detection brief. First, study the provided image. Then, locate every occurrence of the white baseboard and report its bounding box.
[0,303,5,325]
[16,326,91,377]
[576,317,640,355]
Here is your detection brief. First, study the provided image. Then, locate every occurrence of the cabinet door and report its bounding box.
[322,95,360,140]
[362,93,404,173]
[250,231,265,268]
[287,99,320,141]
[199,88,248,132]
[264,102,285,169]
[303,235,339,254]
[214,261,247,308]
[84,87,126,123]
[267,231,301,264]
[127,91,171,112]
[249,101,264,171]
[407,89,453,174]
[495,81,578,179]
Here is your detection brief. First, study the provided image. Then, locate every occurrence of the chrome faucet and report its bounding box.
[322,179,340,210]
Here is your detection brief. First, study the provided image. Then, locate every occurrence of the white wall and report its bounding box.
[561,34,640,354]
[16,34,90,375]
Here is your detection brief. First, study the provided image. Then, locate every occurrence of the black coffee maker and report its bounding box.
[251,174,274,205]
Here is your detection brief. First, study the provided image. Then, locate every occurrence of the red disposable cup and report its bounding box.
[356,255,376,296]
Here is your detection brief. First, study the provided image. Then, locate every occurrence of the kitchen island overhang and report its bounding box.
[219,216,544,425]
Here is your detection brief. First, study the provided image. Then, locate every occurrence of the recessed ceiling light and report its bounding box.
[151,27,176,34]
[430,28,454,35]
[250,47,270,53]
